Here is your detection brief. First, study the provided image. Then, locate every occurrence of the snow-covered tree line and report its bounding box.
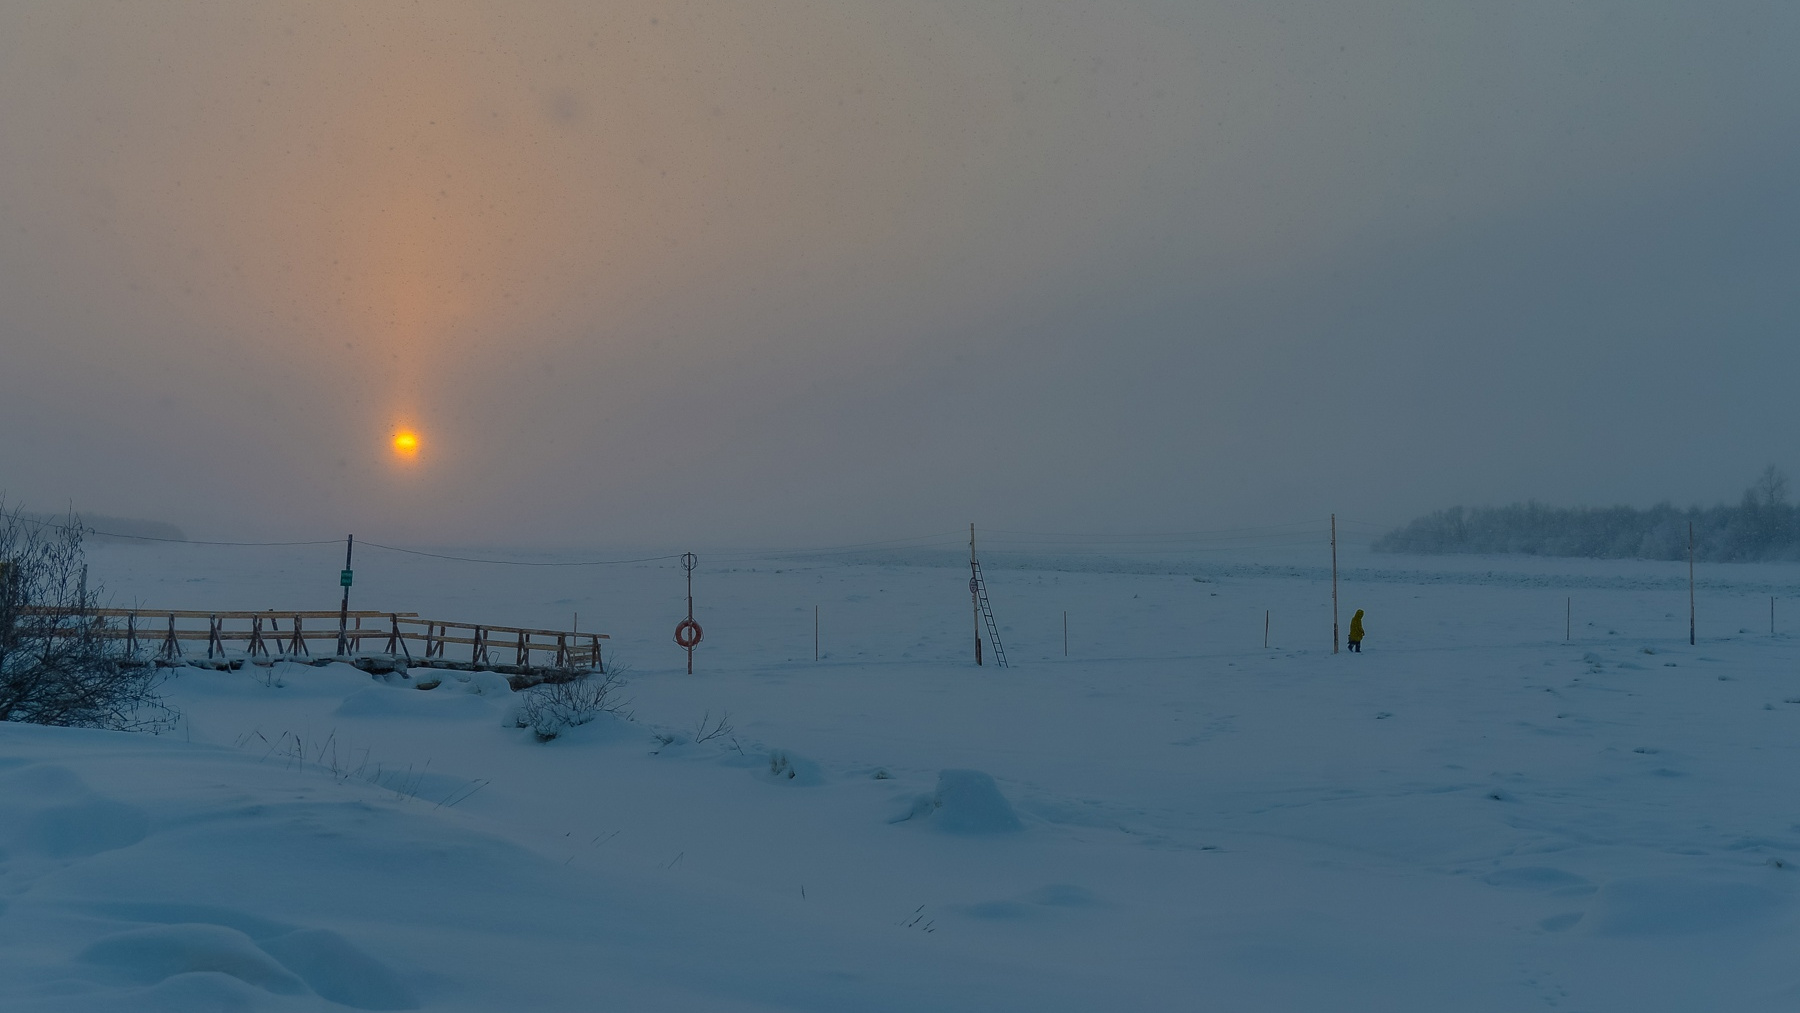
[1375,468,1800,562]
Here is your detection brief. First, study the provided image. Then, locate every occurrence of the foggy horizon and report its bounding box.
[5,2,1797,549]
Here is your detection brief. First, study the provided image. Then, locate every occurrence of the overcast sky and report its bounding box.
[2,2,1796,548]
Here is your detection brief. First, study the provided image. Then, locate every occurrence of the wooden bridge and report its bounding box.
[43,609,607,678]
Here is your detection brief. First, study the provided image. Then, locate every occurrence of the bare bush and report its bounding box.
[691,709,734,745]
[516,670,629,741]
[0,504,170,730]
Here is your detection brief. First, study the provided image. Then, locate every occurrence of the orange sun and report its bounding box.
[392,430,420,459]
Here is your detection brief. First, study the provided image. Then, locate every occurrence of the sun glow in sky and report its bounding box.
[1,2,1796,543]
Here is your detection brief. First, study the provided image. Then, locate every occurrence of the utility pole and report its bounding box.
[1063,610,1068,657]
[1688,521,1696,646]
[1566,597,1571,642]
[815,605,819,661]
[1331,514,1340,655]
[970,523,983,666]
[336,534,354,656]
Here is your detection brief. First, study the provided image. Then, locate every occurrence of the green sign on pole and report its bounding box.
[340,569,354,587]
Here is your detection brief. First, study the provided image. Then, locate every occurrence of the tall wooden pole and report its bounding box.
[1331,514,1340,654]
[1688,521,1696,646]
[1264,609,1270,649]
[815,605,819,661]
[1566,597,1571,642]
[336,534,354,656]
[1063,610,1068,657]
[970,523,983,666]
[683,552,697,675]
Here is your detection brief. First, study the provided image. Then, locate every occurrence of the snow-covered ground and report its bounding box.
[6,540,1800,1011]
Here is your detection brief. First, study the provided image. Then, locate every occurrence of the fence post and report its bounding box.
[254,616,267,660]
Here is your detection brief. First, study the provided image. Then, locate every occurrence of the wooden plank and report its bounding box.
[20,608,417,620]
[25,609,594,637]
[394,618,609,639]
[27,612,607,652]
[67,629,407,643]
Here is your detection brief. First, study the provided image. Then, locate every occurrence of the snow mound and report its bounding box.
[75,922,418,1010]
[0,763,149,858]
[459,670,517,696]
[79,923,307,995]
[1593,876,1788,936]
[962,884,1100,920]
[894,769,1023,834]
[1481,866,1595,896]
[260,927,418,1010]
[333,684,499,721]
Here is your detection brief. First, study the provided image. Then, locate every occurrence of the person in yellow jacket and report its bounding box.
[1348,609,1366,652]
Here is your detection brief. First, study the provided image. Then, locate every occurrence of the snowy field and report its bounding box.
[6,539,1800,1011]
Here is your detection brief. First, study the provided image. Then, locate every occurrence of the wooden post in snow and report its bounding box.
[336,535,354,656]
[1331,514,1340,655]
[1688,521,1696,646]
[970,523,983,667]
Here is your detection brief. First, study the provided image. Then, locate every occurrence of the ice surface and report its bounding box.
[2,542,1800,1010]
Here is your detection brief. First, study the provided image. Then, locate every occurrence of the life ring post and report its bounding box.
[675,553,701,674]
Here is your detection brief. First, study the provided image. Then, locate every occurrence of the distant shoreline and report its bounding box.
[1376,471,1797,563]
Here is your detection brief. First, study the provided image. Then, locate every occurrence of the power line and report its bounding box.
[112,534,342,547]
[7,512,339,547]
[979,537,1333,556]
[985,520,1325,540]
[357,542,684,567]
[24,514,1376,566]
[712,530,967,559]
[985,533,1321,547]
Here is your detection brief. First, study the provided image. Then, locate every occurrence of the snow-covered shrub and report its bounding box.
[759,749,824,785]
[0,505,169,730]
[515,670,628,741]
[769,750,795,779]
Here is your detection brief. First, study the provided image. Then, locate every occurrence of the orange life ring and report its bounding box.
[674,618,703,649]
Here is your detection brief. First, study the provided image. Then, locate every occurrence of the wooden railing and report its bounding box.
[20,608,608,673]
